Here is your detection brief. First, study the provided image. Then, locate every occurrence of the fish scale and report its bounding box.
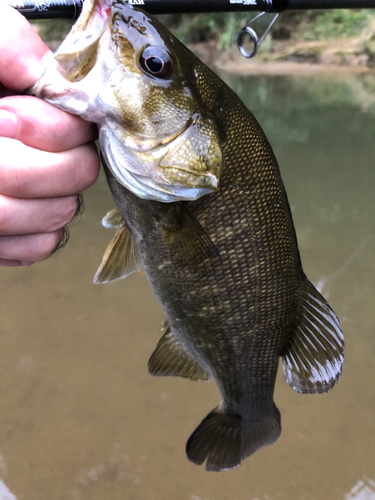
[104,81,300,454]
[29,0,345,471]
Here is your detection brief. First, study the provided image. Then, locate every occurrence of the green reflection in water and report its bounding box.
[0,70,374,500]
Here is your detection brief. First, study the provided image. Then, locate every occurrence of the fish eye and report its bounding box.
[140,46,172,79]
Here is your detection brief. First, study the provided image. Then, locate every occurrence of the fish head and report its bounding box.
[30,0,223,202]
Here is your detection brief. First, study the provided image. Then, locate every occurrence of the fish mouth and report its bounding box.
[155,166,219,190]
[117,112,221,192]
[123,119,191,154]
[47,0,112,84]
[101,114,222,203]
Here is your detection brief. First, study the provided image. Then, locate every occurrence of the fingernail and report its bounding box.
[21,261,33,267]
[0,109,18,139]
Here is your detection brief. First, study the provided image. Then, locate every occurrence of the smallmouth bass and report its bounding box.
[30,0,344,471]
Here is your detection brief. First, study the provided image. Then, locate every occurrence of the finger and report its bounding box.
[0,231,63,262]
[0,194,79,236]
[0,96,98,151]
[0,6,49,90]
[0,83,16,98]
[0,138,100,198]
[0,258,30,267]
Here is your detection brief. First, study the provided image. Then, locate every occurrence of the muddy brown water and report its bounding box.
[0,70,374,500]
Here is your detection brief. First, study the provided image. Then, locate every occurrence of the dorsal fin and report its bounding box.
[282,277,344,394]
[94,218,142,284]
[148,321,212,381]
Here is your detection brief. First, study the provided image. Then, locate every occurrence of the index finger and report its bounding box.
[0,95,98,152]
[0,6,49,90]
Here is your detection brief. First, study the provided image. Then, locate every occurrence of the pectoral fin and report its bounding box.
[148,321,212,381]
[102,208,123,228]
[94,217,142,284]
[282,277,344,394]
[161,204,221,270]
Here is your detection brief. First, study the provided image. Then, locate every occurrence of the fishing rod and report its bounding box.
[6,0,375,58]
[7,0,375,20]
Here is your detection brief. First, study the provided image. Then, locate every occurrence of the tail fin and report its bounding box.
[186,405,281,471]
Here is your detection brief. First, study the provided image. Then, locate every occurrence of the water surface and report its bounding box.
[0,70,374,500]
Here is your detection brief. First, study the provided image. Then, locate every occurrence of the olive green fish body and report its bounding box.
[30,0,344,471]
[103,71,303,469]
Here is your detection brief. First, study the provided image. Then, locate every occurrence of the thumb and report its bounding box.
[0,6,51,91]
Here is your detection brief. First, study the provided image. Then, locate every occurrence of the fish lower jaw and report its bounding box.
[156,167,219,191]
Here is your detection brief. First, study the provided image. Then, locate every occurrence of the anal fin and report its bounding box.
[148,321,212,381]
[283,277,345,394]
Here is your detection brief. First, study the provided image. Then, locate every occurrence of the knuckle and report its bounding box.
[11,161,30,195]
[33,231,62,261]
[0,197,11,233]
[0,231,62,262]
[0,139,29,196]
[13,171,33,200]
[64,195,80,222]
[78,143,100,188]
[60,196,78,226]
[45,196,78,232]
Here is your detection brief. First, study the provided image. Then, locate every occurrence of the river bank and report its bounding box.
[188,39,375,114]
[32,8,375,76]
[189,38,375,75]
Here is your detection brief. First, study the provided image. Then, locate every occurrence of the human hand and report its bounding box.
[0,6,100,267]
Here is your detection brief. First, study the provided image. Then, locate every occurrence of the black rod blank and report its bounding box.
[286,0,375,9]
[9,0,83,19]
[8,0,375,20]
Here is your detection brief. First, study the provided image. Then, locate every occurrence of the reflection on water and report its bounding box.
[0,70,374,500]
[0,480,17,500]
[345,477,375,500]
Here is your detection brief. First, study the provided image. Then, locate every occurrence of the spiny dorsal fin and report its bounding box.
[282,277,344,394]
[148,321,212,381]
[102,208,123,228]
[93,219,142,284]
